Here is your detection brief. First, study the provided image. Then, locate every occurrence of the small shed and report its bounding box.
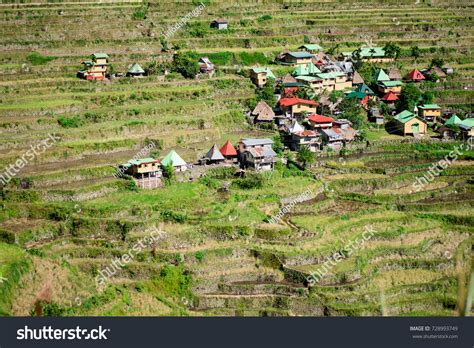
[251,100,275,124]
[211,19,228,30]
[202,144,225,164]
[392,110,427,136]
[161,150,187,172]
[388,67,402,81]
[406,69,425,82]
[220,140,238,162]
[126,63,145,77]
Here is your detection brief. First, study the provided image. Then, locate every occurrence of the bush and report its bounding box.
[26,52,55,65]
[234,172,266,189]
[194,251,204,262]
[57,116,83,128]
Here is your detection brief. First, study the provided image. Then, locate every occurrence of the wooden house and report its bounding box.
[352,71,365,87]
[78,53,109,80]
[292,62,321,76]
[126,63,145,77]
[281,73,297,84]
[279,97,318,118]
[356,83,376,97]
[251,100,275,125]
[161,150,187,172]
[341,47,394,63]
[315,72,352,92]
[375,69,390,83]
[298,44,323,53]
[439,115,462,139]
[459,118,474,139]
[308,114,334,129]
[220,140,238,162]
[321,128,344,150]
[120,158,162,179]
[201,144,225,164]
[238,138,277,171]
[333,119,357,142]
[381,91,399,104]
[198,57,215,73]
[418,104,442,123]
[406,69,425,82]
[290,130,321,152]
[392,110,427,136]
[346,91,369,107]
[211,19,228,30]
[388,67,402,81]
[280,51,314,66]
[424,66,446,80]
[250,67,276,87]
[378,80,402,95]
[369,107,384,125]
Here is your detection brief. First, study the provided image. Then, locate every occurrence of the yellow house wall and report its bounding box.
[403,118,427,135]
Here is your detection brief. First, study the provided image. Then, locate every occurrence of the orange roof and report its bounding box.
[308,114,334,123]
[279,97,318,107]
[382,91,399,101]
[220,140,237,156]
[406,69,425,81]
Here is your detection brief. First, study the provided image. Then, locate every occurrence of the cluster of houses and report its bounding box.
[77,53,215,80]
[119,138,278,186]
[249,43,472,141]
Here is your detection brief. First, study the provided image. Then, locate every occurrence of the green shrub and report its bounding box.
[57,116,83,128]
[194,251,204,262]
[26,52,55,65]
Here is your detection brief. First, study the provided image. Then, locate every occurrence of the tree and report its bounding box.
[410,46,421,60]
[339,98,365,129]
[172,51,199,79]
[397,83,421,112]
[296,146,315,169]
[256,78,276,107]
[162,163,175,184]
[430,58,444,68]
[421,91,434,104]
[383,42,401,59]
[272,134,285,155]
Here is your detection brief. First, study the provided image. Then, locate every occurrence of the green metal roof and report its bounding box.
[282,82,306,87]
[460,118,474,128]
[375,69,390,82]
[298,44,322,51]
[161,150,187,167]
[378,80,402,87]
[287,51,314,59]
[295,75,320,82]
[444,115,462,126]
[346,91,367,99]
[292,63,321,76]
[127,63,145,74]
[92,53,109,59]
[316,72,345,79]
[394,110,415,123]
[251,67,276,79]
[419,104,441,109]
[356,83,375,95]
[359,47,386,58]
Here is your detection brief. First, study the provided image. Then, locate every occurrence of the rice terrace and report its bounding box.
[0,0,473,318]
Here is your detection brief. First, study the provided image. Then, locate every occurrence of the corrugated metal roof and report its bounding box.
[241,138,273,146]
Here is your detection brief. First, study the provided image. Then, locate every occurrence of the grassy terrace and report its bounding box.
[0,0,473,316]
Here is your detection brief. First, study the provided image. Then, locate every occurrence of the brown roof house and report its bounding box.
[388,67,402,80]
[251,100,275,125]
[238,138,277,171]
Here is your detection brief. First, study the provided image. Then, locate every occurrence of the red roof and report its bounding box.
[220,140,237,156]
[308,114,334,123]
[279,97,318,107]
[406,69,425,81]
[382,91,399,101]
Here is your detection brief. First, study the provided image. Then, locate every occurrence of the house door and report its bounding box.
[411,123,419,134]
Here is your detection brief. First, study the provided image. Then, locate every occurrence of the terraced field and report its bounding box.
[0,0,473,317]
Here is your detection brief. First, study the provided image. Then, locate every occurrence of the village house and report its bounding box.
[201,144,225,164]
[279,97,318,118]
[321,128,344,150]
[126,63,145,78]
[292,62,321,76]
[250,67,276,87]
[279,51,314,66]
[251,100,275,125]
[346,91,369,107]
[281,73,297,85]
[388,67,402,81]
[439,114,462,139]
[352,71,365,87]
[210,19,228,30]
[295,75,323,91]
[375,68,402,94]
[198,57,215,74]
[119,158,162,179]
[459,118,474,139]
[220,140,238,163]
[298,44,323,53]
[161,150,187,172]
[78,53,109,80]
[315,72,352,92]
[290,130,321,152]
[406,69,425,82]
[369,107,384,125]
[392,110,428,136]
[308,114,334,129]
[238,138,277,171]
[381,91,399,104]
[418,104,442,123]
[355,83,376,97]
[288,119,305,134]
[341,47,394,63]
[333,119,357,142]
[423,66,446,81]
